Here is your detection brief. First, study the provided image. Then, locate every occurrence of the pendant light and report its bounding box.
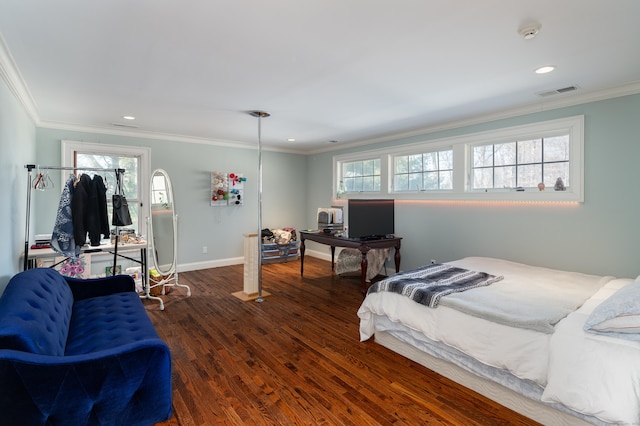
[248,110,270,302]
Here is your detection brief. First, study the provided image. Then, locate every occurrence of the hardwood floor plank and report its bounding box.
[148,257,539,425]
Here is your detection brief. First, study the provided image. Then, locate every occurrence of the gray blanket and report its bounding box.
[367,264,503,308]
[441,257,612,333]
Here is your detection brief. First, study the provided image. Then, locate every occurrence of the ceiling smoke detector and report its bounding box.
[519,24,541,40]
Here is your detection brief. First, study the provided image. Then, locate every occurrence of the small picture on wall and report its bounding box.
[105,265,122,276]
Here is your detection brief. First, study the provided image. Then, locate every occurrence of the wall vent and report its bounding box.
[537,85,579,97]
[111,122,139,129]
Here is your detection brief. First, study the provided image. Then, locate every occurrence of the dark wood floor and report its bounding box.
[145,256,539,426]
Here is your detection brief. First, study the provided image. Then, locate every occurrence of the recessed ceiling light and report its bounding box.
[123,115,136,120]
[535,65,555,74]
[287,138,295,142]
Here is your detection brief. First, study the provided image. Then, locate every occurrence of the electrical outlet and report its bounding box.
[430,259,436,264]
[202,246,208,254]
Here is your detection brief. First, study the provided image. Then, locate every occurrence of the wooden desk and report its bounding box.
[299,231,401,294]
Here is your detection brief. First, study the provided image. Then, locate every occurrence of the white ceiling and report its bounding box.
[1,0,639,153]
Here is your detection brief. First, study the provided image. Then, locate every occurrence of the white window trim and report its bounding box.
[333,150,388,197]
[333,115,584,202]
[61,140,151,229]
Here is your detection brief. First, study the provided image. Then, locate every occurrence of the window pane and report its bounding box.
[473,145,493,167]
[341,159,381,193]
[344,162,355,177]
[518,139,542,164]
[494,142,516,166]
[372,176,381,191]
[409,154,422,173]
[517,164,541,187]
[352,161,363,176]
[544,163,570,187]
[342,178,353,192]
[439,170,453,189]
[351,177,363,192]
[408,173,422,191]
[393,149,451,193]
[544,135,570,162]
[395,156,408,174]
[494,166,515,188]
[362,176,376,191]
[473,168,493,189]
[439,150,453,170]
[363,159,375,176]
[76,153,139,199]
[394,174,409,191]
[424,152,437,171]
[423,172,438,190]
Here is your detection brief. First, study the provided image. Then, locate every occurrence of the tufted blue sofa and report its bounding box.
[0,268,172,426]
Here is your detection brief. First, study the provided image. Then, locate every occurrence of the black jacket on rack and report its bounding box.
[72,174,110,247]
[89,175,110,246]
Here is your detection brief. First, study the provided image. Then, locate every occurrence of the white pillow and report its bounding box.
[584,281,640,340]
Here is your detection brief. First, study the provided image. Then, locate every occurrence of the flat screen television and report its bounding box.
[348,199,394,240]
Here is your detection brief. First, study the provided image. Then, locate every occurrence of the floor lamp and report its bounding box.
[249,110,270,303]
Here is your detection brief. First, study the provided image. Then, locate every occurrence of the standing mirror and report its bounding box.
[147,169,190,309]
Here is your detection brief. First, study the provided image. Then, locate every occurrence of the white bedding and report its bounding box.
[542,278,640,425]
[442,257,613,333]
[359,290,552,386]
[358,257,613,387]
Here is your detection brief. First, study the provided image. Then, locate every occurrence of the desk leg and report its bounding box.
[331,246,336,271]
[300,238,306,277]
[394,244,401,273]
[359,248,370,295]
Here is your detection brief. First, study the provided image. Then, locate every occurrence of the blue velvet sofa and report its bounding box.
[0,268,172,426]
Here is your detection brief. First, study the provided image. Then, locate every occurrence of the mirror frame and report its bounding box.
[148,168,177,276]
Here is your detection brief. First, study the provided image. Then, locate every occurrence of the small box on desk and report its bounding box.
[317,206,343,232]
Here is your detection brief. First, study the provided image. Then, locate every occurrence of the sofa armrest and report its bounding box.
[65,274,135,301]
[0,340,172,426]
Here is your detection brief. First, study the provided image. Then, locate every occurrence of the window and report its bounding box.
[340,158,381,193]
[333,115,583,202]
[471,135,569,190]
[62,141,151,233]
[393,149,453,191]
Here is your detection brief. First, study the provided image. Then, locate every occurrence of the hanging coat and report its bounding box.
[51,174,81,258]
[88,174,110,246]
[72,173,91,246]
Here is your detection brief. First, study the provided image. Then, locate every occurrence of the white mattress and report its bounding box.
[359,289,552,386]
[358,257,613,387]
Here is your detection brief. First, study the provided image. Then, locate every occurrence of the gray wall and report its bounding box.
[32,129,308,271]
[306,94,640,279]
[0,76,36,292]
[2,69,639,294]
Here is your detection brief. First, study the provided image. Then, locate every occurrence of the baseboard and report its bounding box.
[176,257,244,273]
[175,250,332,274]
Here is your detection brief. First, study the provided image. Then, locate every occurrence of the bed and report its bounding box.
[357,257,640,425]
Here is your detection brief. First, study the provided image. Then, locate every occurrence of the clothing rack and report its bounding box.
[23,164,126,271]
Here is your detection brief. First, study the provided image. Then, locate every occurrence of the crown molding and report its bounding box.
[308,81,640,155]
[0,33,40,125]
[38,119,306,155]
